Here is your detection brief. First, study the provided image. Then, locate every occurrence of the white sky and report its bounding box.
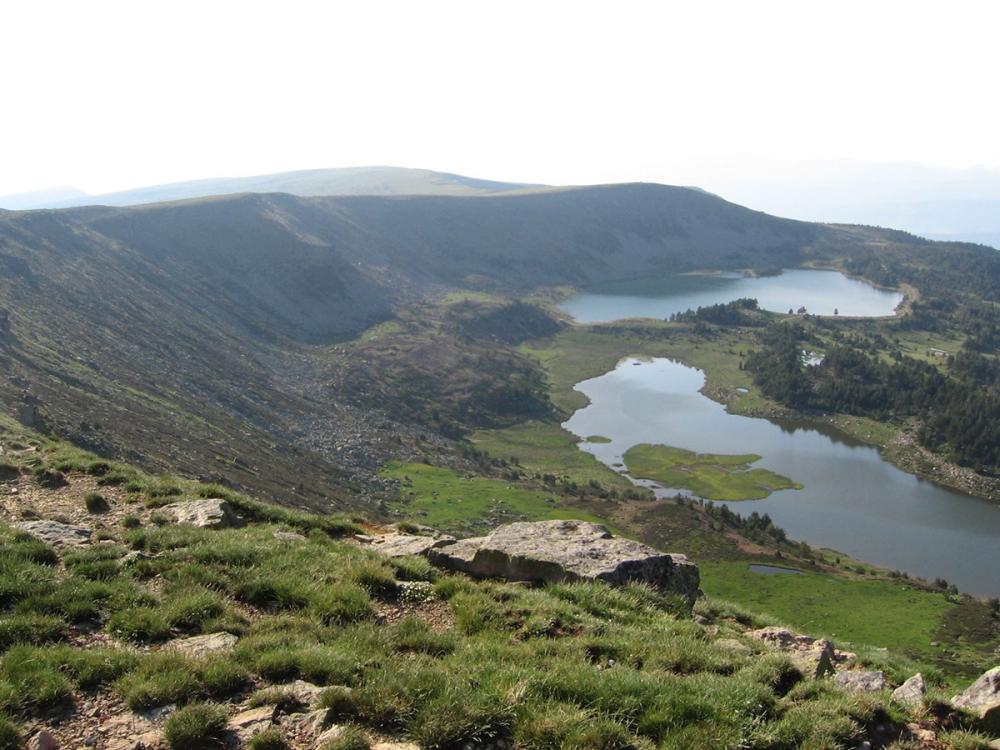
[3,0,1000,196]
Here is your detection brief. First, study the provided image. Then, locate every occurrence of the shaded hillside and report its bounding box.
[0,183,984,510]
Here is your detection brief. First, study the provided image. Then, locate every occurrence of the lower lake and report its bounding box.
[559,268,903,321]
[563,357,1000,596]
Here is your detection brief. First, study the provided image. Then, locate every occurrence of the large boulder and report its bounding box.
[364,532,455,558]
[892,673,927,707]
[162,498,240,529]
[13,520,91,547]
[426,520,700,605]
[952,666,1000,730]
[834,670,888,694]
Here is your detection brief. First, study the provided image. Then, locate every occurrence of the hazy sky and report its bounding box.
[3,0,1000,196]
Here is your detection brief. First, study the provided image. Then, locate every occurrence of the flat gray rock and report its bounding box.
[162,498,240,529]
[165,631,238,657]
[13,519,91,547]
[892,673,926,707]
[427,520,700,605]
[366,532,454,558]
[952,666,1000,730]
[834,670,888,694]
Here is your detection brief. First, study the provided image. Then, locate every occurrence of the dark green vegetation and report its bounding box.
[623,443,802,501]
[747,316,1000,474]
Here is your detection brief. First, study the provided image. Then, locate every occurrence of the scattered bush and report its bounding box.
[107,607,171,644]
[347,561,398,599]
[0,715,21,750]
[163,702,228,750]
[248,727,290,750]
[161,588,225,634]
[0,614,65,651]
[317,686,358,721]
[311,584,373,626]
[114,656,202,711]
[84,492,110,513]
[122,515,142,529]
[320,726,370,750]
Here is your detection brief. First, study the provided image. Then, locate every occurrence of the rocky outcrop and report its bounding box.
[165,632,238,658]
[749,627,838,678]
[892,673,926,707]
[426,520,700,605]
[13,520,91,547]
[952,666,1000,730]
[834,670,888,694]
[362,531,455,558]
[162,498,241,529]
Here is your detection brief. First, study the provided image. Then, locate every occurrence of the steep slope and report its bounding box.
[2,183,992,510]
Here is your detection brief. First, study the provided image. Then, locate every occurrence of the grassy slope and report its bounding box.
[1,419,961,750]
[380,461,615,537]
[467,324,1000,685]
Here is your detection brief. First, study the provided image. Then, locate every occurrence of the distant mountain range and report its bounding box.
[0,167,545,210]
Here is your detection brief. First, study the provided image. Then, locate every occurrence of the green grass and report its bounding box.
[163,702,228,750]
[381,461,611,535]
[698,560,996,686]
[471,421,636,493]
[623,443,803,501]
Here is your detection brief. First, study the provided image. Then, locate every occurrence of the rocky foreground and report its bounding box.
[0,449,999,749]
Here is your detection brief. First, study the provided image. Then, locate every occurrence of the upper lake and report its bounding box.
[563,357,1000,596]
[559,268,903,322]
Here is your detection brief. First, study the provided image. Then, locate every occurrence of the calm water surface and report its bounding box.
[560,269,903,321]
[563,357,1000,596]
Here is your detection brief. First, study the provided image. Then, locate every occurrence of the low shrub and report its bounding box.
[319,726,370,750]
[113,656,202,711]
[0,614,65,651]
[347,561,398,599]
[248,727,290,750]
[84,492,110,513]
[161,588,225,634]
[107,607,171,643]
[311,584,373,626]
[389,617,455,656]
[0,714,20,750]
[317,686,358,721]
[163,702,228,750]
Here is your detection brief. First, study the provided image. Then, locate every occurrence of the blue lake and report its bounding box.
[563,357,1000,596]
[559,268,903,322]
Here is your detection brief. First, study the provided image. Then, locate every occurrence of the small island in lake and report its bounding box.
[623,443,803,501]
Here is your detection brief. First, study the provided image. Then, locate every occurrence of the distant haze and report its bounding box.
[3,161,999,250]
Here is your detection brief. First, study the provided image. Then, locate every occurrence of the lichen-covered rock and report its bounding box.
[892,673,927,707]
[273,530,308,543]
[162,498,240,529]
[365,532,455,558]
[165,631,238,657]
[749,627,845,678]
[226,706,275,742]
[13,519,91,547]
[426,520,700,605]
[952,666,1000,730]
[834,670,888,694]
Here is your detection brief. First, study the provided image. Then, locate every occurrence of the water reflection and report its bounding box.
[563,357,1000,596]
